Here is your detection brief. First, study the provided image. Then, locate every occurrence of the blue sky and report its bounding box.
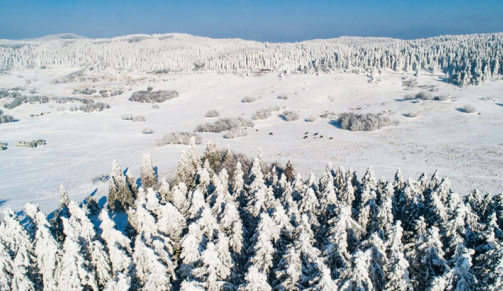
[1,0,503,42]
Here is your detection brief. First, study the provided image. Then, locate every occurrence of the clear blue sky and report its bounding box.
[1,0,503,42]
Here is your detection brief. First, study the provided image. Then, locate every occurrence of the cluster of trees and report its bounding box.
[1,33,502,86]
[1,140,502,290]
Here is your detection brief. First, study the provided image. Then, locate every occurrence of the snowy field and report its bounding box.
[1,66,502,214]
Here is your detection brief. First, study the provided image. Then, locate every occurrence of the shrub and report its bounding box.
[224,128,248,139]
[129,90,179,103]
[205,110,220,118]
[142,128,154,134]
[281,110,300,122]
[157,132,202,146]
[403,94,416,100]
[337,112,397,131]
[278,93,288,100]
[252,106,281,120]
[305,116,317,122]
[121,115,133,121]
[434,95,451,101]
[4,96,50,109]
[242,96,257,103]
[461,105,476,113]
[253,109,272,120]
[415,91,433,100]
[133,116,146,122]
[405,112,418,118]
[57,107,65,112]
[0,142,7,150]
[16,139,46,148]
[92,174,110,184]
[70,106,78,112]
[0,110,14,124]
[195,118,254,133]
[79,102,110,113]
[152,104,160,109]
[402,79,417,88]
[73,88,97,95]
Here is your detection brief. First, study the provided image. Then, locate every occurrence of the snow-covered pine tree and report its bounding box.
[191,242,232,290]
[98,208,132,276]
[338,250,375,291]
[141,153,157,189]
[384,221,413,291]
[54,218,98,291]
[25,203,59,291]
[238,266,272,291]
[274,246,302,291]
[0,239,13,291]
[0,208,37,290]
[132,236,172,290]
[108,160,135,211]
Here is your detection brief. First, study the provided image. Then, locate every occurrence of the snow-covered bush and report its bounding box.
[142,128,154,134]
[305,116,317,122]
[337,112,396,131]
[121,115,133,121]
[415,91,433,100]
[461,105,477,113]
[72,88,97,95]
[224,127,248,139]
[434,95,451,101]
[133,116,146,122]
[156,132,202,146]
[0,110,14,124]
[129,90,179,103]
[252,108,272,120]
[79,102,110,113]
[195,117,254,133]
[278,93,289,100]
[57,107,65,112]
[205,110,220,118]
[16,139,46,148]
[280,110,300,122]
[405,112,419,118]
[402,78,417,88]
[242,96,258,103]
[92,174,110,184]
[0,142,7,150]
[152,104,160,109]
[69,106,78,112]
[3,96,50,109]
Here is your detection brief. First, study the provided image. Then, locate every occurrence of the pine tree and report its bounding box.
[191,242,232,290]
[0,239,13,291]
[98,208,132,276]
[442,244,477,291]
[274,246,302,291]
[25,203,59,291]
[238,266,272,291]
[384,221,413,291]
[339,250,375,291]
[141,153,157,189]
[0,208,37,290]
[179,223,203,279]
[104,273,131,291]
[132,236,172,290]
[108,160,134,211]
[54,218,98,291]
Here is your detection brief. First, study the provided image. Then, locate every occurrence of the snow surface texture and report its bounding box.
[0,33,502,214]
[0,145,502,290]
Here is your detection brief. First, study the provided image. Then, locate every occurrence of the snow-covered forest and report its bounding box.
[1,139,502,291]
[1,33,502,86]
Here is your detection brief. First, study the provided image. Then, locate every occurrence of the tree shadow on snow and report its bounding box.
[496,103,503,107]
[328,120,343,129]
[0,199,7,207]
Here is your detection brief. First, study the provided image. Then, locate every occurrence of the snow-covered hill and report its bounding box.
[1,33,502,86]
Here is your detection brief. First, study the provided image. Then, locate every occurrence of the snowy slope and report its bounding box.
[0,66,502,214]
